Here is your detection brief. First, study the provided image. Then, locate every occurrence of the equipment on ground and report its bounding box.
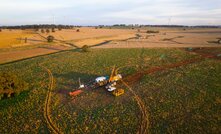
[69,90,83,96]
[69,66,124,97]
[112,89,124,97]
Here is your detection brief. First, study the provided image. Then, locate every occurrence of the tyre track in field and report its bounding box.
[121,80,149,134]
[40,65,61,134]
[116,67,149,134]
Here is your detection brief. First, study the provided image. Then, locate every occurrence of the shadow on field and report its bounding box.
[89,40,112,48]
[55,71,99,82]
[38,46,65,51]
[54,71,101,94]
[0,90,30,109]
[16,38,46,43]
[54,71,116,106]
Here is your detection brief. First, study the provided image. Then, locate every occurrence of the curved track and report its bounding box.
[40,65,61,134]
[121,80,149,134]
[116,67,149,134]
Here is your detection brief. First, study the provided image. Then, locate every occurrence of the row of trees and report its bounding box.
[38,28,79,34]
[0,24,81,30]
[38,28,57,33]
[0,24,220,30]
[0,25,80,33]
[107,24,221,28]
[96,24,221,29]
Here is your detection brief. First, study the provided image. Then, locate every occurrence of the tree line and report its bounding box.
[0,24,220,30]
[0,24,80,30]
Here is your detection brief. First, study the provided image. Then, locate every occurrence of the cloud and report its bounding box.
[0,1,70,12]
[0,0,220,25]
[100,0,221,25]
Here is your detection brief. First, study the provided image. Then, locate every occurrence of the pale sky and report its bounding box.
[0,0,221,26]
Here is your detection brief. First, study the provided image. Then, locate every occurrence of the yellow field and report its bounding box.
[72,34,135,47]
[38,27,136,47]
[1,27,221,49]
[0,30,36,48]
[0,28,136,48]
[0,27,221,64]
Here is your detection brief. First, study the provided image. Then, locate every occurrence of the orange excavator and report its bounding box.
[69,66,124,97]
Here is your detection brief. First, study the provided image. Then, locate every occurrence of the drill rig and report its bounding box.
[69,66,124,97]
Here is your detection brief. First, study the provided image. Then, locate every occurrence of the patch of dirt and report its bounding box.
[185,48,221,60]
[124,48,221,85]
[124,57,204,85]
[56,89,70,95]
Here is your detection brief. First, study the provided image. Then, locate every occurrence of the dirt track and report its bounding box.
[41,65,61,134]
[121,80,149,134]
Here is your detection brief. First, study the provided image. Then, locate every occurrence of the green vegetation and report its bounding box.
[58,27,62,31]
[41,29,45,33]
[47,35,54,43]
[0,72,28,100]
[46,29,50,34]
[0,48,220,133]
[81,45,90,52]
[24,37,27,43]
[52,28,55,32]
[136,34,142,38]
[133,58,221,133]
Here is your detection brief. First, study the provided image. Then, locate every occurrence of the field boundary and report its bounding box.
[40,65,62,134]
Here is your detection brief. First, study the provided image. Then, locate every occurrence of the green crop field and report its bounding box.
[0,48,221,133]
